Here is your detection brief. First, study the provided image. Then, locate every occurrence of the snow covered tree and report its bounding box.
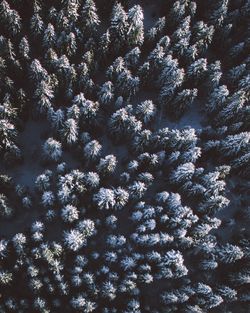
[0,193,13,218]
[41,191,55,208]
[136,100,156,124]
[43,138,62,162]
[127,5,144,47]
[84,140,102,162]
[98,81,114,107]
[128,181,147,199]
[0,270,13,286]
[97,155,117,175]
[219,132,250,158]
[43,23,56,49]
[146,17,166,44]
[170,162,195,185]
[114,187,129,210]
[205,60,222,91]
[84,171,100,189]
[80,99,100,124]
[187,58,207,85]
[61,118,78,145]
[125,47,141,69]
[63,229,86,251]
[30,12,44,36]
[0,239,8,259]
[80,0,100,35]
[109,2,128,52]
[0,0,21,35]
[206,85,229,114]
[34,79,54,113]
[210,0,229,29]
[101,280,117,300]
[19,37,30,60]
[12,233,26,254]
[215,90,247,126]
[159,55,185,104]
[0,119,17,153]
[71,294,96,311]
[216,244,244,264]
[116,68,140,98]
[29,59,48,83]
[93,188,115,210]
[35,171,52,192]
[192,21,214,54]
[61,204,79,223]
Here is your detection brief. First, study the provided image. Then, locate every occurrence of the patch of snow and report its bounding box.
[156,101,204,131]
[9,119,49,190]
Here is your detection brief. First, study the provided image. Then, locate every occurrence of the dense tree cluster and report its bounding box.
[0,0,249,312]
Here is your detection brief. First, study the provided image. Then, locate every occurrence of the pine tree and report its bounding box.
[0,0,21,35]
[0,119,17,152]
[125,47,141,69]
[43,23,56,49]
[101,280,117,300]
[19,37,30,60]
[216,243,244,264]
[146,17,166,44]
[210,0,228,29]
[172,16,191,58]
[41,191,55,208]
[71,294,96,311]
[128,181,147,199]
[0,95,17,123]
[30,13,44,36]
[116,68,140,98]
[215,90,246,126]
[84,171,100,189]
[232,152,250,177]
[80,0,100,35]
[0,239,8,259]
[206,85,229,114]
[34,79,54,113]
[159,55,185,104]
[98,81,114,107]
[206,61,222,90]
[219,132,250,158]
[97,155,117,175]
[29,59,48,83]
[216,285,237,302]
[167,1,186,28]
[98,30,111,59]
[63,0,80,24]
[43,138,62,161]
[80,99,99,124]
[170,162,195,185]
[61,204,79,223]
[109,2,128,52]
[133,129,152,152]
[93,188,115,210]
[0,270,13,286]
[63,229,86,251]
[84,140,102,162]
[114,187,129,210]
[187,58,207,85]
[61,118,78,145]
[127,5,144,47]
[136,100,156,124]
[35,171,52,192]
[192,21,214,54]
